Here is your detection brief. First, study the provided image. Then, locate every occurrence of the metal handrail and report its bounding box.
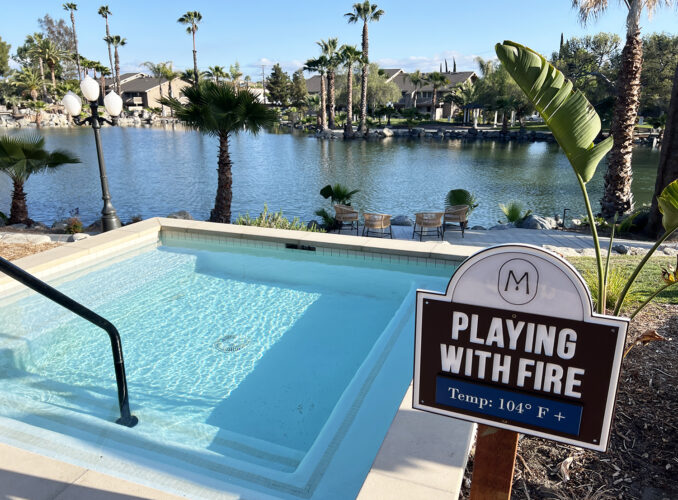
[0,256,138,427]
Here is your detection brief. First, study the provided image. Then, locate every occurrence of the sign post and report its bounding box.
[413,245,628,496]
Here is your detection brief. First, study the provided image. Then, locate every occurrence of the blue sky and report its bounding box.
[3,1,677,78]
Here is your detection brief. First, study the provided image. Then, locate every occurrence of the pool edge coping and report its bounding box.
[0,218,477,499]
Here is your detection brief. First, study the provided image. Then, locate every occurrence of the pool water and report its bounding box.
[0,240,453,498]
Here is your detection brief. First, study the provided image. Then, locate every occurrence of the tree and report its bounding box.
[290,69,308,107]
[365,63,400,114]
[177,11,202,85]
[206,66,227,83]
[317,38,340,129]
[62,3,81,80]
[573,0,677,218]
[0,37,10,77]
[427,71,449,120]
[266,63,291,106]
[640,33,678,118]
[0,135,80,225]
[98,6,115,89]
[143,61,168,115]
[12,67,42,101]
[229,62,242,93]
[407,69,426,108]
[160,83,276,223]
[36,15,75,79]
[25,34,49,100]
[304,57,329,129]
[345,1,385,133]
[31,38,66,96]
[647,62,678,237]
[160,62,180,116]
[104,35,126,95]
[339,45,363,131]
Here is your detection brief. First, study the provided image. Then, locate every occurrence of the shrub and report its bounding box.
[0,211,8,224]
[445,189,478,216]
[65,217,83,234]
[499,201,531,224]
[235,205,324,232]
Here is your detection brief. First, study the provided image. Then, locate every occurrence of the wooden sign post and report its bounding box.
[413,245,629,498]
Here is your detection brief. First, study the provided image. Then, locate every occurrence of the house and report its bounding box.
[104,73,190,111]
[390,71,478,119]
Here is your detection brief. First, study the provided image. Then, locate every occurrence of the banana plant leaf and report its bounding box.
[495,41,612,183]
[658,179,678,233]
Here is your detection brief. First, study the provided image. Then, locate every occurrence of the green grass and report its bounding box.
[567,255,678,314]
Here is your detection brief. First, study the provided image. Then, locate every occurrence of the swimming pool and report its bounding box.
[0,225,459,498]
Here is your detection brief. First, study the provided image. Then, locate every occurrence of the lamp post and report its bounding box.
[62,76,123,232]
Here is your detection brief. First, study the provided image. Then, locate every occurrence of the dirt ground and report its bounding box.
[0,242,63,261]
[460,303,678,500]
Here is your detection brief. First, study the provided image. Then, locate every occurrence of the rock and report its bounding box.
[31,221,49,230]
[67,233,90,242]
[661,246,677,256]
[306,220,321,231]
[516,214,557,230]
[381,127,394,137]
[0,218,4,227]
[470,225,486,230]
[565,218,582,229]
[8,223,28,229]
[51,219,69,231]
[613,244,629,255]
[391,215,413,226]
[490,223,514,230]
[542,245,580,258]
[166,210,194,220]
[0,233,52,244]
[85,219,103,232]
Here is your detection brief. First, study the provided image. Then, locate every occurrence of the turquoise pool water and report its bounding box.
[0,239,454,499]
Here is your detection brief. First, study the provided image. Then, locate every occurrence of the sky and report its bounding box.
[2,0,677,79]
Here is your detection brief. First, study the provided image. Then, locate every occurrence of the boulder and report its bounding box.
[391,215,413,226]
[51,220,69,231]
[517,214,558,230]
[381,127,394,137]
[612,244,629,255]
[661,246,677,256]
[31,221,49,230]
[470,225,487,230]
[8,223,28,229]
[1,233,52,244]
[67,233,90,242]
[85,219,103,232]
[166,210,194,220]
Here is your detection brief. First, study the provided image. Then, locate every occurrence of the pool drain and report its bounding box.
[213,335,249,353]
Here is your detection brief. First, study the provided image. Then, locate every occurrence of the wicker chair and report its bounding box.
[333,204,359,235]
[362,213,392,238]
[412,212,444,241]
[443,205,469,238]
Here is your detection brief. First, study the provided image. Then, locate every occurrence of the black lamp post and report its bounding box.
[62,76,122,232]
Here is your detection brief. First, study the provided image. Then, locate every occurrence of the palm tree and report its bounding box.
[206,65,227,84]
[317,38,339,129]
[244,75,252,90]
[161,62,181,100]
[407,70,426,109]
[304,56,329,130]
[160,83,276,223]
[96,63,111,99]
[40,40,67,94]
[105,35,126,96]
[0,135,80,225]
[229,62,243,93]
[12,68,42,102]
[26,100,47,128]
[62,3,81,81]
[98,6,115,89]
[345,1,385,133]
[427,71,449,120]
[26,33,49,100]
[339,45,364,132]
[143,61,168,115]
[573,0,676,218]
[177,11,202,86]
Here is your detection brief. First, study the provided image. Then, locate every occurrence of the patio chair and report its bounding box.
[362,213,392,238]
[443,205,469,238]
[412,212,444,241]
[333,204,359,235]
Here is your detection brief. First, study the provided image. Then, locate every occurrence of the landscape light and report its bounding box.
[103,92,123,117]
[61,91,82,117]
[80,76,100,102]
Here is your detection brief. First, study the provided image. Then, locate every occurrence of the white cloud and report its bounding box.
[375,51,494,73]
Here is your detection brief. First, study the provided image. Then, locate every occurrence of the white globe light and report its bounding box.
[80,76,100,102]
[61,91,82,116]
[103,91,123,117]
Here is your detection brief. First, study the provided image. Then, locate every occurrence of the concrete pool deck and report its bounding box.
[0,219,668,499]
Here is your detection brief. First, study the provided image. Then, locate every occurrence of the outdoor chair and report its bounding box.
[412,212,444,241]
[443,205,469,238]
[362,213,393,238]
[333,204,359,235]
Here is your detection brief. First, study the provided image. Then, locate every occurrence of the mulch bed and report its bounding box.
[0,243,63,261]
[460,303,678,500]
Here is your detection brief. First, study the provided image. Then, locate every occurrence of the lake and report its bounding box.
[0,126,661,228]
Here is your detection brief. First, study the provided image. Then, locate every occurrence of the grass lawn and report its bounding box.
[567,255,677,314]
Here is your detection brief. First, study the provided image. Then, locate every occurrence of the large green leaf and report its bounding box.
[495,41,612,183]
[658,179,678,232]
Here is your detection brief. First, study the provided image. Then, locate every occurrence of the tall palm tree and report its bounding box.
[304,56,329,130]
[345,1,385,133]
[96,63,111,98]
[40,40,67,94]
[317,38,339,129]
[143,61,168,115]
[104,35,126,96]
[160,83,276,223]
[573,0,676,218]
[177,11,202,86]
[339,45,364,132]
[98,6,115,89]
[0,135,80,225]
[62,3,81,81]
[427,71,449,120]
[206,65,227,84]
[407,69,425,109]
[26,33,48,100]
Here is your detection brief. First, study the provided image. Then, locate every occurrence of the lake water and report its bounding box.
[0,126,660,228]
